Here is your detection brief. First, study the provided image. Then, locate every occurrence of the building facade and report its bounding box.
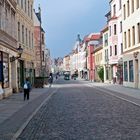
[0,0,17,98]
[33,7,46,77]
[122,0,140,88]
[108,0,123,84]
[102,25,110,83]
[16,0,35,90]
[94,35,103,82]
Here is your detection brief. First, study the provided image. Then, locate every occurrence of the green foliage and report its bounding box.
[97,66,104,82]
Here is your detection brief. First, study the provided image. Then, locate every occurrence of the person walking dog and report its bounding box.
[23,78,31,100]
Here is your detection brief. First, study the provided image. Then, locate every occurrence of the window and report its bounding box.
[124,61,128,81]
[136,0,139,9]
[32,33,33,47]
[31,4,33,19]
[114,24,117,35]
[21,0,23,9]
[107,49,108,60]
[124,32,127,49]
[119,0,122,9]
[127,0,130,17]
[22,25,24,44]
[26,28,27,46]
[121,43,123,54]
[0,3,2,29]
[42,51,44,61]
[5,8,8,32]
[104,33,108,46]
[25,0,26,12]
[123,4,126,20]
[113,4,116,16]
[110,46,112,56]
[114,45,117,55]
[18,22,20,41]
[29,30,30,47]
[109,26,111,36]
[137,23,140,43]
[42,34,44,44]
[132,26,135,45]
[120,21,122,32]
[129,60,134,82]
[128,29,131,47]
[28,1,30,16]
[2,52,9,88]
[132,0,134,13]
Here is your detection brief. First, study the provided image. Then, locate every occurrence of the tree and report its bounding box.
[97,66,104,82]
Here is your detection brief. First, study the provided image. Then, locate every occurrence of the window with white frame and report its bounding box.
[114,45,117,55]
[127,0,130,17]
[114,24,117,35]
[132,26,135,45]
[136,0,139,9]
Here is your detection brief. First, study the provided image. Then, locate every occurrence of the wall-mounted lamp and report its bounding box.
[133,51,139,59]
[10,45,23,62]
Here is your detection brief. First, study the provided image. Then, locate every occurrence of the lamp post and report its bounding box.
[10,45,23,62]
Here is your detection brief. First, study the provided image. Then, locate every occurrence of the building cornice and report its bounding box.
[123,46,140,54]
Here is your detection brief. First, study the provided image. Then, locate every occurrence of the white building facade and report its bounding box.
[122,0,140,88]
[108,0,123,84]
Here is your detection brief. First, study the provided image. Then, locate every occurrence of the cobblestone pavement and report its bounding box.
[0,87,57,140]
[17,79,140,140]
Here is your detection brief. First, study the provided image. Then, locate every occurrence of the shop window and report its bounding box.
[0,52,9,88]
[3,53,9,88]
[129,60,134,82]
[124,61,128,81]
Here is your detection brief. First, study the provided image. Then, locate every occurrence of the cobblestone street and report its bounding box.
[17,79,140,140]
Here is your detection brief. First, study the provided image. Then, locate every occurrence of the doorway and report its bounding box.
[135,59,139,88]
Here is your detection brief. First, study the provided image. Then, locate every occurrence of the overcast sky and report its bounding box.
[34,0,109,58]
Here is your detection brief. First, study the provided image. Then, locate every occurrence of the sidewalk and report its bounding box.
[89,82,140,99]
[77,77,140,100]
[0,87,50,124]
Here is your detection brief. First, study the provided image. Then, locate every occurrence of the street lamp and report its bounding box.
[10,45,23,62]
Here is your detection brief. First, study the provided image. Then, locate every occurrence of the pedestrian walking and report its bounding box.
[23,78,31,101]
[48,73,53,87]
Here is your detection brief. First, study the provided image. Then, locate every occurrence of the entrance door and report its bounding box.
[135,59,139,88]
[19,60,24,88]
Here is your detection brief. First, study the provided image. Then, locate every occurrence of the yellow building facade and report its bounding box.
[94,45,103,82]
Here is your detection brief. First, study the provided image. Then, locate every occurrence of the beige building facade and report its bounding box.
[0,0,17,99]
[16,0,35,90]
[122,0,140,88]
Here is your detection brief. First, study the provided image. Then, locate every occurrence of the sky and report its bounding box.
[34,0,109,59]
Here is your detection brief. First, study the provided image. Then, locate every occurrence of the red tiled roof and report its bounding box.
[90,34,101,40]
[110,15,118,21]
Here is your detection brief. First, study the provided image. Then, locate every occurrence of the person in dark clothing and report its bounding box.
[23,78,31,100]
[48,73,53,87]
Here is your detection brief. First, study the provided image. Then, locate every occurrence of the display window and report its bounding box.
[0,51,9,88]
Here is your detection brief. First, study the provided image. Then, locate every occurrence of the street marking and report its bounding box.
[12,88,58,140]
[86,84,140,107]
